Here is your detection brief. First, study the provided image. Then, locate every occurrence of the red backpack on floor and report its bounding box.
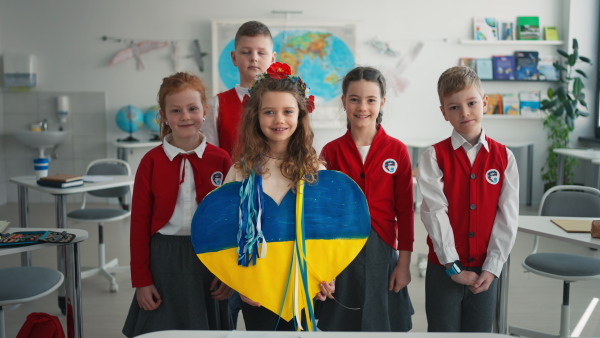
[16,312,65,338]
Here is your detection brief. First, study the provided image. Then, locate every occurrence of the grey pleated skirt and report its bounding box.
[122,234,232,337]
[316,228,413,332]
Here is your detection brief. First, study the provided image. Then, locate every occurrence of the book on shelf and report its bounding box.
[544,26,559,41]
[39,174,83,182]
[501,93,520,115]
[498,21,515,40]
[515,51,539,80]
[476,58,493,80]
[538,55,560,81]
[517,16,540,40]
[473,17,498,41]
[459,58,477,70]
[519,91,541,116]
[492,55,515,80]
[486,94,503,115]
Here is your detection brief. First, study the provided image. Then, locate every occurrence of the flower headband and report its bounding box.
[248,62,316,113]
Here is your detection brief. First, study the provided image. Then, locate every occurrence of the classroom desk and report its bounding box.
[138,330,513,337]
[405,140,534,205]
[9,175,134,321]
[1,227,88,338]
[496,215,600,335]
[553,148,600,188]
[113,140,160,162]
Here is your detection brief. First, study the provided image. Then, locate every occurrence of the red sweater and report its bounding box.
[427,137,507,267]
[130,144,232,287]
[217,88,243,157]
[320,127,414,251]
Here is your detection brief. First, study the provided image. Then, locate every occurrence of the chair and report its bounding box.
[67,158,131,292]
[509,185,600,338]
[0,267,64,338]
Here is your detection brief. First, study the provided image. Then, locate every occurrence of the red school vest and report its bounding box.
[427,136,508,267]
[217,88,243,157]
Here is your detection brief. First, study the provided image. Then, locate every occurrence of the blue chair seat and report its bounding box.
[68,208,128,222]
[524,252,600,279]
[0,267,63,305]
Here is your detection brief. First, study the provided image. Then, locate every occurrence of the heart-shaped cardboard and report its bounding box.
[192,170,370,321]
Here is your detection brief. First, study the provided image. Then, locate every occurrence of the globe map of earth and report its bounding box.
[115,105,144,134]
[218,30,355,102]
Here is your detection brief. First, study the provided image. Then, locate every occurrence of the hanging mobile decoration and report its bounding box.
[107,40,168,71]
[187,39,208,72]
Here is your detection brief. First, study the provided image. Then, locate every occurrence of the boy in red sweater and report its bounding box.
[417,66,519,332]
[202,21,276,157]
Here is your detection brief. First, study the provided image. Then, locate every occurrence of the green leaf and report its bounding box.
[573,49,579,61]
[553,105,566,117]
[565,100,574,117]
[580,98,588,108]
[566,115,574,129]
[547,87,555,99]
[556,86,567,100]
[557,49,569,58]
[573,77,584,95]
[568,54,576,66]
[573,38,579,50]
[578,111,590,117]
[541,99,557,110]
[555,63,568,72]
[579,56,592,64]
[575,69,588,78]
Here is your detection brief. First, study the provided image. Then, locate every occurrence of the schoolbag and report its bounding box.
[16,312,65,338]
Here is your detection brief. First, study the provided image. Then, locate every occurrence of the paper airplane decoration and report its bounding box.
[187,39,208,72]
[108,40,168,71]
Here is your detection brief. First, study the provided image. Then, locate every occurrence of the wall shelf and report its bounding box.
[459,39,564,46]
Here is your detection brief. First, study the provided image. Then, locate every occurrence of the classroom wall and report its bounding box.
[0,0,597,205]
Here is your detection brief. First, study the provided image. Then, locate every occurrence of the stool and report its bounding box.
[0,267,64,338]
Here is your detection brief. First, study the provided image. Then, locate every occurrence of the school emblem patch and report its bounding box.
[382,159,397,174]
[486,169,500,185]
[211,171,223,186]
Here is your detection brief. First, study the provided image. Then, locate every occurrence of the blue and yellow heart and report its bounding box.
[191,170,370,321]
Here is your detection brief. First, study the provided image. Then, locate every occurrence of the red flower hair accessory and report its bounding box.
[267,62,291,79]
[307,95,315,113]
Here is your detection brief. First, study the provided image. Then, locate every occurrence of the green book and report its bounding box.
[517,16,540,40]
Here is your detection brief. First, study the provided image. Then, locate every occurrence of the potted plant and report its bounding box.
[540,38,593,190]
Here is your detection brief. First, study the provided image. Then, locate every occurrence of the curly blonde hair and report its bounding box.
[233,76,321,188]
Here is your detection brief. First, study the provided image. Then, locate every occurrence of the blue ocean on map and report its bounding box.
[218,30,355,102]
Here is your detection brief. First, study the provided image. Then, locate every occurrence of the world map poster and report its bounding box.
[212,21,357,103]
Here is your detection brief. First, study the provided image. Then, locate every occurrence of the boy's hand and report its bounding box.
[136,285,162,311]
[450,270,479,286]
[469,270,496,294]
[240,294,261,307]
[210,277,233,300]
[314,280,336,301]
[389,264,411,292]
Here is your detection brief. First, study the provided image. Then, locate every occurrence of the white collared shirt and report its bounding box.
[417,129,519,277]
[203,84,249,147]
[158,133,207,236]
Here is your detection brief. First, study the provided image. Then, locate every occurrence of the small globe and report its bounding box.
[144,106,161,132]
[115,105,144,134]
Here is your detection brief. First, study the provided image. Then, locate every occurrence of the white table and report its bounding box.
[553,148,600,188]
[9,174,134,337]
[1,227,88,338]
[496,215,600,335]
[138,330,512,337]
[405,140,534,205]
[113,140,160,162]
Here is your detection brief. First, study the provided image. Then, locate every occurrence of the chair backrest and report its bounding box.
[86,159,131,198]
[539,185,600,217]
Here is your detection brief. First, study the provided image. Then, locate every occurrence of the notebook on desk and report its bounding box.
[551,219,592,233]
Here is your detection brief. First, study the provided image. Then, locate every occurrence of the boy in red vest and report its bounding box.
[203,21,276,157]
[417,66,519,332]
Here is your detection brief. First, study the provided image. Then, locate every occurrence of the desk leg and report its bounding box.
[17,185,31,266]
[594,164,600,190]
[55,195,68,315]
[527,145,533,206]
[411,147,419,170]
[496,257,510,334]
[64,242,83,338]
[557,154,565,186]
